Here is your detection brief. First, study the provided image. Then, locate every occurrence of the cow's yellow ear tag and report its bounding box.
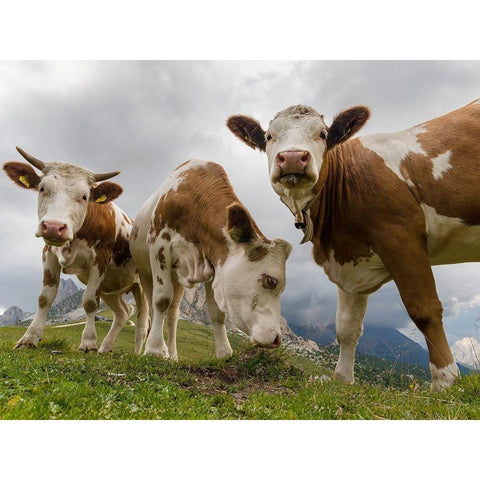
[95,194,107,203]
[19,175,30,188]
[228,226,244,242]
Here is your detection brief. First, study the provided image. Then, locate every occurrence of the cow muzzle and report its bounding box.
[274,150,312,186]
[38,220,69,246]
[250,326,282,349]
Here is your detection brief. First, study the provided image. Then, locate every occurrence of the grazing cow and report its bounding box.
[3,147,149,353]
[130,160,292,360]
[227,98,480,391]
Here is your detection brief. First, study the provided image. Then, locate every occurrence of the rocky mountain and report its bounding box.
[451,337,480,370]
[53,278,79,305]
[0,306,30,326]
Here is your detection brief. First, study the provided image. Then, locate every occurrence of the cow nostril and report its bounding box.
[301,151,309,163]
[58,224,66,233]
[273,335,281,347]
[277,154,285,165]
[41,222,48,232]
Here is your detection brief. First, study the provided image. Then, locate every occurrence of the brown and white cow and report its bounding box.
[130,160,292,360]
[3,147,149,353]
[227,98,480,391]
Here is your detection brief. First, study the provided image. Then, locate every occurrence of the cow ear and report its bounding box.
[3,162,42,190]
[327,106,370,150]
[226,115,266,151]
[227,203,257,243]
[91,181,123,204]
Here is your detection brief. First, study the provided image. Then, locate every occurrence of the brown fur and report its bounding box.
[3,162,42,189]
[43,269,58,287]
[152,162,268,266]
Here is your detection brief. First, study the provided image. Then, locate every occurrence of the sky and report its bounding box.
[2,60,480,345]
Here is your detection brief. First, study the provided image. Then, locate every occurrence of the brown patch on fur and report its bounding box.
[152,162,270,266]
[38,295,48,308]
[84,298,98,314]
[248,244,269,262]
[156,276,164,285]
[131,224,139,241]
[156,297,171,312]
[156,246,167,270]
[43,269,58,287]
[161,232,171,241]
[113,232,131,266]
[42,245,49,263]
[77,203,116,275]
[122,212,133,225]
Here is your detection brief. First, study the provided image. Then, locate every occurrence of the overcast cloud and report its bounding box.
[2,61,480,344]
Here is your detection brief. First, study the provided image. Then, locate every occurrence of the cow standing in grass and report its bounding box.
[130,160,292,360]
[3,147,149,353]
[227,99,480,391]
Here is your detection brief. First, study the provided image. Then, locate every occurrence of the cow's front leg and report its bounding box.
[79,265,105,353]
[332,288,369,384]
[205,280,233,359]
[16,246,61,349]
[143,243,172,358]
[378,238,460,391]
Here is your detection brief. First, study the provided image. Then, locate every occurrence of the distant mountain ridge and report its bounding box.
[0,306,30,326]
[292,322,470,374]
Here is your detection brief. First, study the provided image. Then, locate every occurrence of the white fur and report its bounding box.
[430,362,460,392]
[333,288,369,384]
[431,150,452,180]
[360,125,427,180]
[161,159,206,196]
[322,249,390,296]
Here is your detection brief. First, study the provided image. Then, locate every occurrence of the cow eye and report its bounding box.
[266,133,272,141]
[262,274,278,289]
[39,186,45,192]
[82,194,88,201]
[319,130,327,140]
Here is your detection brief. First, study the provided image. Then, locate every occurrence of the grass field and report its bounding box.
[1,319,479,420]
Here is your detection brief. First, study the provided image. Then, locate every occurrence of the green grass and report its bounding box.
[1,320,479,419]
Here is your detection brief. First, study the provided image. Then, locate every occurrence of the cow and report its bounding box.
[130,160,292,360]
[3,147,149,354]
[226,98,480,391]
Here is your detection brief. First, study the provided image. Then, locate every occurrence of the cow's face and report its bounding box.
[212,204,292,348]
[227,105,370,212]
[3,148,122,247]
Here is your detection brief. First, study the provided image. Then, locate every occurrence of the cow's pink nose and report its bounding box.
[41,221,67,239]
[276,150,310,172]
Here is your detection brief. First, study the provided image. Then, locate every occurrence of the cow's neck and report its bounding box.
[309,143,351,262]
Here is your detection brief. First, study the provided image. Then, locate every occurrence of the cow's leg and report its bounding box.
[332,288,369,384]
[98,293,129,353]
[143,243,172,358]
[165,282,185,361]
[205,280,233,359]
[131,281,150,354]
[79,266,105,352]
[15,247,61,349]
[378,240,459,391]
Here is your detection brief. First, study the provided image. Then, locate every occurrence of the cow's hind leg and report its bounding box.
[98,293,129,353]
[131,281,150,354]
[333,288,369,384]
[143,242,172,358]
[165,282,185,361]
[16,247,61,349]
[378,238,459,391]
[205,280,233,359]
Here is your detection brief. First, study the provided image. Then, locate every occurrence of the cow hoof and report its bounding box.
[98,346,112,354]
[14,340,38,350]
[216,348,234,360]
[332,371,354,385]
[143,347,169,359]
[78,344,98,353]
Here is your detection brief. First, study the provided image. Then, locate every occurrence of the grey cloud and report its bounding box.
[2,61,480,343]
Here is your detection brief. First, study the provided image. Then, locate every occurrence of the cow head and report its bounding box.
[3,147,123,247]
[212,203,292,348]
[227,105,370,217]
